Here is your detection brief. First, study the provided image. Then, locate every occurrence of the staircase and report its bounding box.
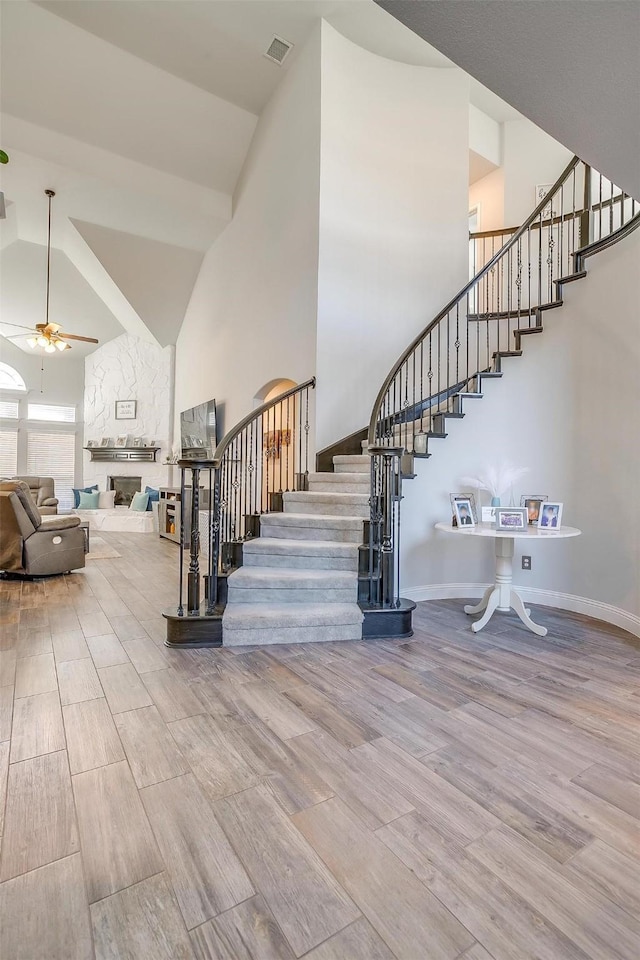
[165,158,639,648]
[223,455,369,646]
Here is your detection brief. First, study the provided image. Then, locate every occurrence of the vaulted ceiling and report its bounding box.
[0,0,528,359]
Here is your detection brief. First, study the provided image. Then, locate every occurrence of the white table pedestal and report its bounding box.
[434,521,581,638]
[462,537,545,636]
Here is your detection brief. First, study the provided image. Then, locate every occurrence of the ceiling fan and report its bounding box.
[2,320,99,352]
[2,189,99,353]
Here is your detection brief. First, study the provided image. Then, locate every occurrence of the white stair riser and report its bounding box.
[227,586,356,604]
[243,553,357,571]
[224,622,363,646]
[283,499,369,518]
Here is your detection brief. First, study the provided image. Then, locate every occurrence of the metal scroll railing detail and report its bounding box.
[173,378,315,620]
[369,158,639,456]
[365,158,639,611]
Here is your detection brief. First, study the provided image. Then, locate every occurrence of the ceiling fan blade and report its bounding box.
[1,322,38,331]
[58,333,99,344]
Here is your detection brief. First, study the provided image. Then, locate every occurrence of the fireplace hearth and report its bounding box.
[108,476,142,506]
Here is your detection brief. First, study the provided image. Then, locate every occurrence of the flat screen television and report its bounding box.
[180,398,217,460]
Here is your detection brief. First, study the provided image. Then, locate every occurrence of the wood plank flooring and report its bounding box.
[0,530,638,959]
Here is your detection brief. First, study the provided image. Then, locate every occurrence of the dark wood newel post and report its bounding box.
[187,465,201,614]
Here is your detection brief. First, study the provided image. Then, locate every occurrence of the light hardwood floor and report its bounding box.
[0,531,638,959]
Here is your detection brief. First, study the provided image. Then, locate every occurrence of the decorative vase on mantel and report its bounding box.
[491,496,501,508]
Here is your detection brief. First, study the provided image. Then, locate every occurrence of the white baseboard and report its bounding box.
[403,582,640,638]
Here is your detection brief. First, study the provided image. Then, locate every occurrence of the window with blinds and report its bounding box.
[0,430,18,478]
[27,403,76,423]
[27,432,75,510]
[0,400,19,419]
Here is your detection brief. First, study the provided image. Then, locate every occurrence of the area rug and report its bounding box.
[85,536,121,560]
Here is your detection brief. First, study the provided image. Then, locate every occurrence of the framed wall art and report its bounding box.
[115,400,136,420]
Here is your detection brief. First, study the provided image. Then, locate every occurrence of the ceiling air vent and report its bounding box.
[264,35,293,65]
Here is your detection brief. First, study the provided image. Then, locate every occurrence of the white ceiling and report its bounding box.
[376,0,640,199]
[0,0,525,360]
[0,240,124,358]
[36,0,453,114]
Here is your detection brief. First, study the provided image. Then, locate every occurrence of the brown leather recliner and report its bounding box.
[0,481,85,576]
[11,476,59,515]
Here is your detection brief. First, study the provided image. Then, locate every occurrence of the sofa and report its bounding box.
[11,476,59,515]
[0,481,85,576]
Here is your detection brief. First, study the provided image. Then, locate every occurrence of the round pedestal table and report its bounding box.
[434,521,581,637]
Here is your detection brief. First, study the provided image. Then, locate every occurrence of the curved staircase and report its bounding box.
[223,455,369,646]
[165,158,639,648]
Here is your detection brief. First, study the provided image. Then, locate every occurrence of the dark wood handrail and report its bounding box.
[470,191,629,240]
[211,377,315,468]
[367,154,581,446]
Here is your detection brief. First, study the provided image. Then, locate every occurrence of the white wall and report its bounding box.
[469,119,572,233]
[174,25,321,441]
[84,333,172,492]
[469,167,504,232]
[316,24,469,449]
[400,225,640,634]
[469,105,501,168]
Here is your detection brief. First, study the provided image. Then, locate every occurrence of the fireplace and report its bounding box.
[108,476,142,506]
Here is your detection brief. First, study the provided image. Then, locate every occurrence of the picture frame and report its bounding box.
[115,435,129,448]
[450,492,478,524]
[495,507,528,531]
[520,494,548,524]
[132,437,144,447]
[100,437,113,447]
[453,498,475,528]
[115,400,136,420]
[538,501,563,530]
[535,183,555,220]
[86,440,95,448]
[146,439,157,448]
[481,506,496,523]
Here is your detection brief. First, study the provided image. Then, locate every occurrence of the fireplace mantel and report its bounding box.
[84,447,160,463]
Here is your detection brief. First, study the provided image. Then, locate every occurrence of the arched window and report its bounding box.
[0,362,27,392]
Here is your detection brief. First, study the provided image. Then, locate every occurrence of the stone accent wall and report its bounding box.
[84,334,173,492]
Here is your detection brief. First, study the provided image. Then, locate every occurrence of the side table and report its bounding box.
[435,521,581,636]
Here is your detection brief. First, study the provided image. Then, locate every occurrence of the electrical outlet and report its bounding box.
[522,555,532,570]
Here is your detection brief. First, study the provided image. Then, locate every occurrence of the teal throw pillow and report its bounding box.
[129,492,149,512]
[144,486,159,511]
[73,484,98,507]
[77,490,100,509]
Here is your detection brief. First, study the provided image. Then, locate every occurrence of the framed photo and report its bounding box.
[146,439,157,448]
[100,437,113,447]
[520,495,548,524]
[115,400,136,420]
[453,498,475,528]
[481,506,496,523]
[535,183,555,220]
[495,507,528,531]
[115,435,129,448]
[132,437,144,447]
[538,501,563,530]
[86,440,95,448]
[450,492,478,523]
